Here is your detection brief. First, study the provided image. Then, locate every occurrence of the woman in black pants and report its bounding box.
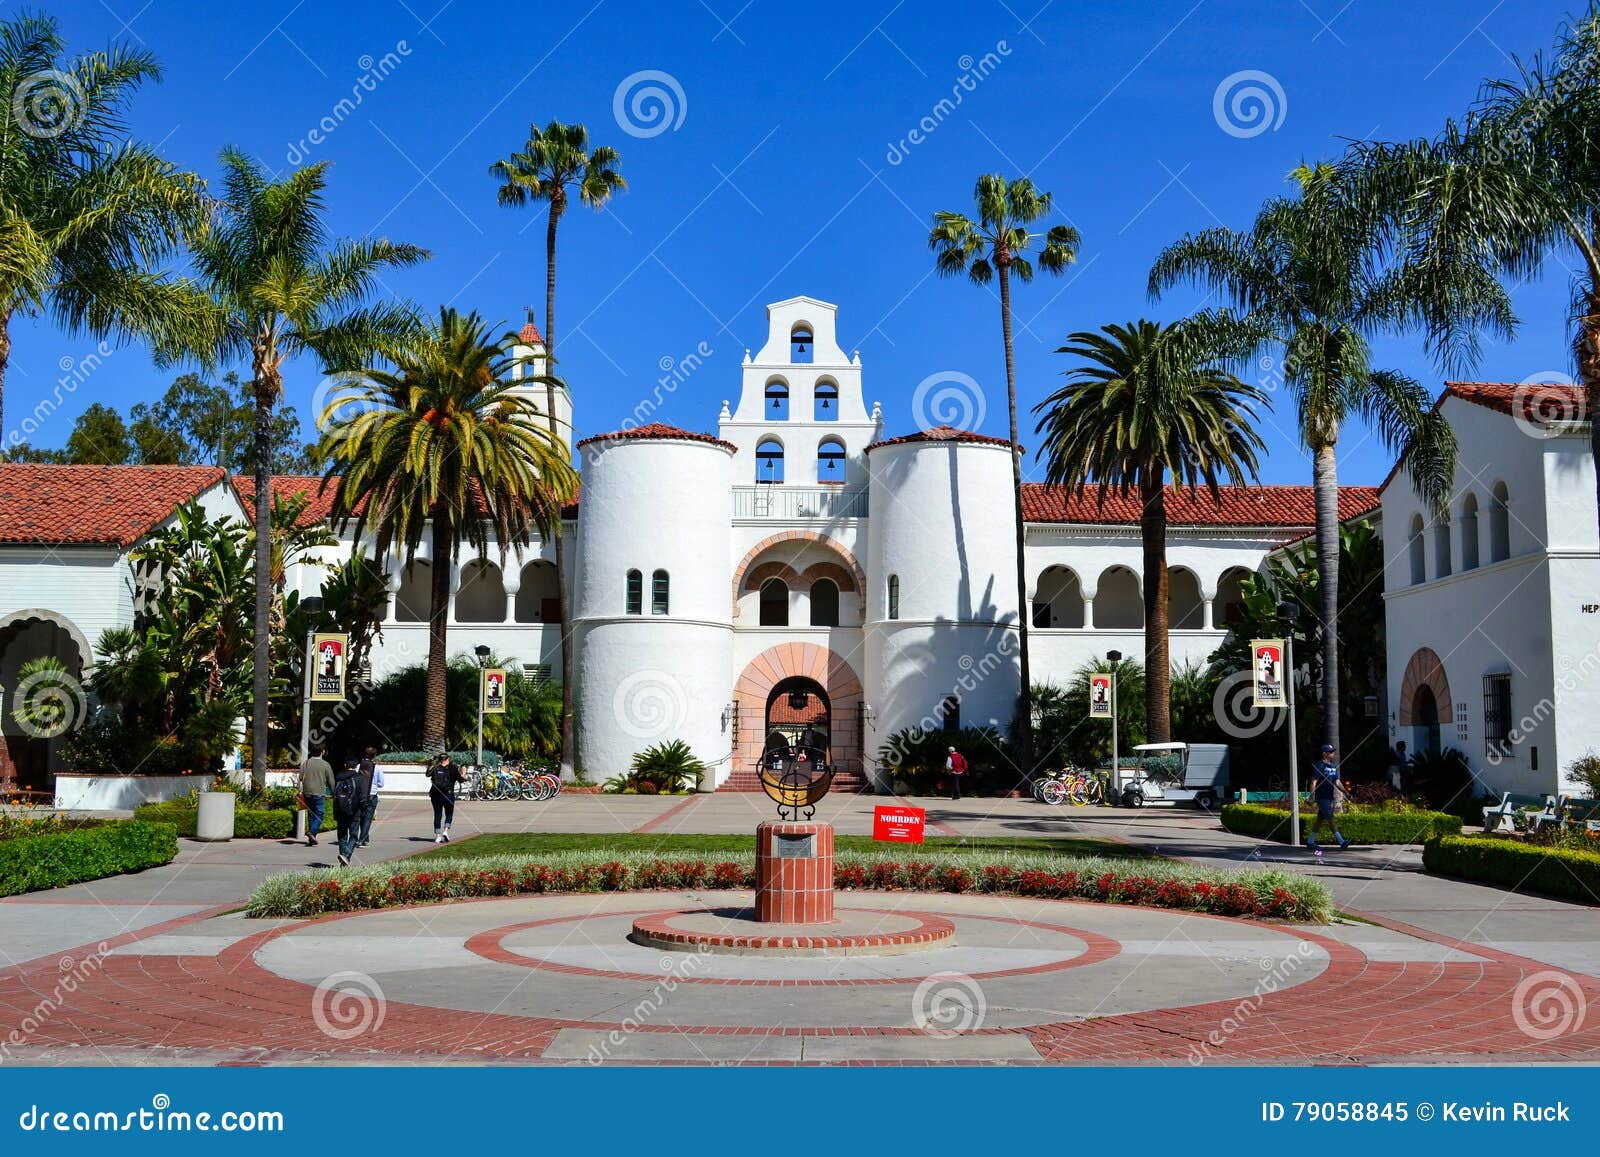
[427,752,463,843]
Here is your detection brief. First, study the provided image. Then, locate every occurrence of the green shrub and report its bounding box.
[605,740,705,794]
[1423,834,1600,904]
[1565,749,1600,799]
[1221,801,1461,844]
[0,820,178,896]
[132,802,294,839]
[377,750,503,768]
[877,725,1018,795]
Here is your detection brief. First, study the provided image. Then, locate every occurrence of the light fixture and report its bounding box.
[474,644,491,663]
[788,690,809,711]
[1277,600,1300,626]
[302,596,324,616]
[1106,649,1122,663]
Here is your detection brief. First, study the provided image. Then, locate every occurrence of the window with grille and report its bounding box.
[625,569,642,615]
[887,575,900,620]
[521,663,552,686]
[1483,674,1511,756]
[651,569,670,615]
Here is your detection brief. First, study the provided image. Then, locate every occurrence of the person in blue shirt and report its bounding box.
[1306,744,1349,851]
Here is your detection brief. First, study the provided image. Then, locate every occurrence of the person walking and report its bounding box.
[1306,743,1349,851]
[357,746,382,848]
[299,742,334,848]
[331,756,365,867]
[946,745,969,801]
[427,751,464,843]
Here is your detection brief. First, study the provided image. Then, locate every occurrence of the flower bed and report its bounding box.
[0,820,178,897]
[1423,834,1600,904]
[1221,801,1461,844]
[245,848,1330,922]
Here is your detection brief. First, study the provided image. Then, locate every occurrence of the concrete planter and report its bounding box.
[53,773,199,811]
[195,791,236,841]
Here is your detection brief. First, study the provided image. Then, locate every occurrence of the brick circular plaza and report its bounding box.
[627,907,956,956]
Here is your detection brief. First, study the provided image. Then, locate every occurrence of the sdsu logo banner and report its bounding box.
[1252,639,1286,708]
[482,668,508,715]
[1089,673,1113,718]
[311,633,349,702]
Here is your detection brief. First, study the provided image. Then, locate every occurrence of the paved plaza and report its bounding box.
[2,794,1598,1065]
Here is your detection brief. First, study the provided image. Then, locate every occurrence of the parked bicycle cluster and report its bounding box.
[458,762,564,801]
[1032,768,1111,806]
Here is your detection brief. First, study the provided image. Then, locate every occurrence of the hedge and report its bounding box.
[246,847,1331,923]
[0,820,178,897]
[1221,802,1461,844]
[133,802,295,840]
[1423,835,1600,904]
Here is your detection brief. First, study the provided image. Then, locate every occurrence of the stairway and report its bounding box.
[717,769,873,794]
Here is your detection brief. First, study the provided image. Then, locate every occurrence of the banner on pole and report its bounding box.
[482,667,508,715]
[1251,639,1287,708]
[311,633,349,701]
[1089,673,1113,719]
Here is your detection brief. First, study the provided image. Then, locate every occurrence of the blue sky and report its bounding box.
[8,0,1584,485]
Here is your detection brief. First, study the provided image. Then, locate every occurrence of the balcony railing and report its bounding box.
[732,485,868,519]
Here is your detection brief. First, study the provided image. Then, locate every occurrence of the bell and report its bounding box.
[820,396,830,410]
[796,341,808,355]
[788,690,808,711]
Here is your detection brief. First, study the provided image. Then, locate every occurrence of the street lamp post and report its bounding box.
[474,644,492,767]
[1277,601,1302,846]
[297,596,325,763]
[1106,650,1122,799]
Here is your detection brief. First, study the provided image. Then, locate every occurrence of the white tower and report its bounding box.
[510,310,574,455]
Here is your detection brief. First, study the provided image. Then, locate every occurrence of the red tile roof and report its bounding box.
[865,425,1017,452]
[518,320,545,346]
[231,474,348,526]
[1445,380,1588,423]
[1020,483,1382,527]
[0,465,226,546]
[575,422,738,453]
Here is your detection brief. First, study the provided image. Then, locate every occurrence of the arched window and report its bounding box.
[756,437,785,484]
[1032,566,1084,628]
[790,324,813,364]
[651,569,670,615]
[886,574,900,621]
[395,561,431,623]
[817,437,846,484]
[814,379,839,421]
[764,378,788,420]
[625,569,643,615]
[1490,481,1510,561]
[515,560,559,622]
[810,578,839,627]
[1408,515,1426,585]
[456,559,507,623]
[759,578,789,626]
[1460,493,1480,571]
[1094,566,1143,629]
[1434,512,1453,578]
[1167,567,1204,629]
[1214,567,1252,626]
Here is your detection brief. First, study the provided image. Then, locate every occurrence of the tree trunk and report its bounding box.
[250,382,273,789]
[0,310,10,445]
[544,202,577,778]
[1140,478,1171,743]
[1312,441,1341,755]
[997,263,1033,772]
[423,511,453,752]
[1577,281,1600,545]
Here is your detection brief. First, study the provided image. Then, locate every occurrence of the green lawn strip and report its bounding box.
[412,832,1150,862]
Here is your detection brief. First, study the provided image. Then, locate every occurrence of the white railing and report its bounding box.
[732,485,868,519]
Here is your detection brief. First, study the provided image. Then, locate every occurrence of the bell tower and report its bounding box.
[510,307,573,454]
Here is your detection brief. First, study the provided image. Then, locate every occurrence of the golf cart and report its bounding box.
[1120,742,1230,811]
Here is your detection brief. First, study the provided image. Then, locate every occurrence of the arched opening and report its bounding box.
[455,559,507,623]
[625,569,643,615]
[1215,567,1252,627]
[1168,567,1205,629]
[764,378,788,420]
[1095,566,1143,629]
[1413,685,1442,758]
[395,561,432,622]
[514,560,558,622]
[1434,513,1453,578]
[1460,493,1480,571]
[651,569,670,616]
[765,677,829,759]
[809,578,840,627]
[816,436,847,484]
[1032,566,1084,629]
[790,324,813,364]
[756,437,785,484]
[759,578,789,626]
[940,694,960,731]
[814,379,838,421]
[1490,481,1510,561]
[0,614,89,796]
[1408,514,1426,585]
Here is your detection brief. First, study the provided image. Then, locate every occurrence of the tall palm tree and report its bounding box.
[1349,4,1600,537]
[319,308,579,750]
[0,12,210,435]
[928,174,1080,768]
[490,120,625,777]
[184,149,427,786]
[1149,163,1503,753]
[1034,320,1267,742]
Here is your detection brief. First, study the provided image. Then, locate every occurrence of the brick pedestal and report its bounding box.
[754,821,834,924]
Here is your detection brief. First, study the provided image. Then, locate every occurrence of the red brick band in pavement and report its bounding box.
[631,793,703,834]
[629,907,952,952]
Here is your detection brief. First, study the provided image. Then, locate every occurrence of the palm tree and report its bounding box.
[0,12,210,435]
[928,174,1080,767]
[1149,163,1501,753]
[1034,320,1266,742]
[182,149,427,787]
[319,308,579,750]
[1349,4,1600,537]
[490,120,625,778]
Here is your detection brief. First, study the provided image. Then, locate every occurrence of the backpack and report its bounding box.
[332,770,363,818]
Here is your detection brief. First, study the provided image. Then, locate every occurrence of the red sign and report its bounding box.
[872,805,926,843]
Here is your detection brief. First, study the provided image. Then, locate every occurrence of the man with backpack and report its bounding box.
[331,756,366,866]
[946,745,969,801]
